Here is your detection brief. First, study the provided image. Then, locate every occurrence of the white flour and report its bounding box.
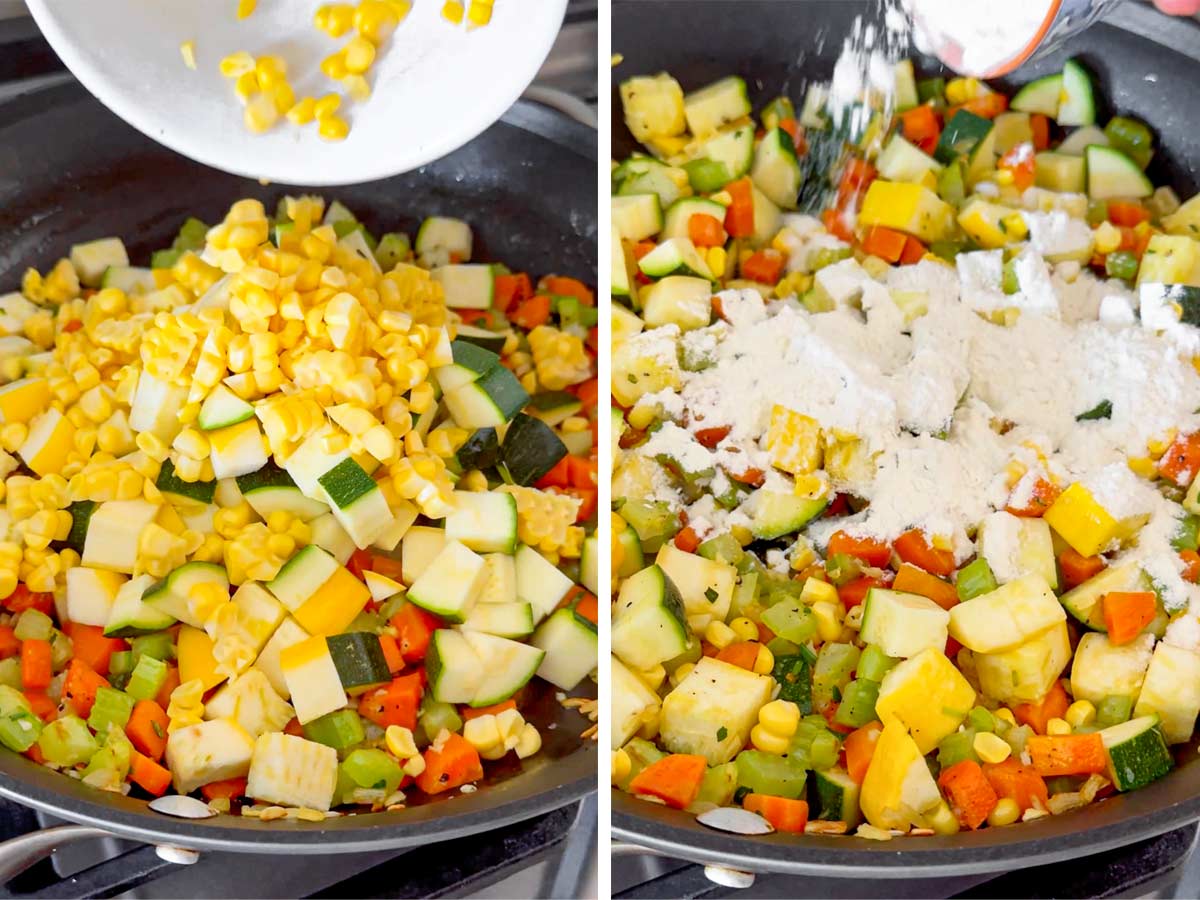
[905,0,1056,76]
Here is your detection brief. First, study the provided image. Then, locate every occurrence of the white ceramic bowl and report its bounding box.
[26,0,567,185]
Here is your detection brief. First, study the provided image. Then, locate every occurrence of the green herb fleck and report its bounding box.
[704,587,719,604]
[716,726,728,742]
[1076,399,1113,421]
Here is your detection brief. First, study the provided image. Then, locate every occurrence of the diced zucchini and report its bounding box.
[1087,145,1153,200]
[661,197,728,241]
[1071,632,1155,704]
[744,490,826,540]
[1034,151,1087,194]
[892,60,919,111]
[444,490,517,554]
[280,635,349,724]
[750,128,802,209]
[611,564,690,670]
[1059,562,1149,631]
[641,276,712,332]
[326,632,391,695]
[461,601,534,639]
[859,588,950,660]
[1058,59,1096,127]
[977,512,1057,589]
[1133,642,1200,743]
[1011,73,1062,117]
[695,125,755,186]
[69,237,129,287]
[142,561,229,629]
[199,384,254,431]
[432,264,495,310]
[638,237,714,281]
[500,413,566,486]
[165,718,255,794]
[948,574,1065,653]
[407,541,488,623]
[814,767,862,826]
[659,657,773,765]
[655,543,736,628]
[1101,715,1173,791]
[876,134,942,184]
[400,526,445,585]
[975,621,1071,704]
[105,574,173,638]
[65,567,127,628]
[612,655,662,749]
[529,606,597,690]
[513,543,574,623]
[205,669,295,738]
[415,217,472,266]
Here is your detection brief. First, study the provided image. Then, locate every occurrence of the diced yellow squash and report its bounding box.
[1137,234,1200,286]
[0,378,49,424]
[948,574,1065,654]
[19,408,75,476]
[975,621,1071,703]
[858,181,954,243]
[1043,482,1119,558]
[655,543,736,625]
[766,405,822,475]
[612,303,644,346]
[165,717,255,794]
[246,732,339,810]
[177,625,228,692]
[294,567,370,636]
[875,647,975,754]
[957,199,1010,249]
[1071,632,1155,704]
[659,657,773,765]
[280,635,348,724]
[1162,195,1200,238]
[1134,642,1200,743]
[612,329,681,407]
[824,437,877,483]
[620,74,687,142]
[611,455,666,506]
[253,616,309,699]
[861,718,943,830]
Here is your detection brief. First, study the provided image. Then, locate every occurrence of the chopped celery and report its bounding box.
[955,558,998,602]
[968,707,996,733]
[811,247,853,271]
[1104,116,1153,166]
[918,77,947,105]
[1046,775,1084,794]
[824,553,862,587]
[87,687,135,737]
[109,651,134,677]
[130,632,174,662]
[730,572,760,618]
[175,216,209,251]
[348,610,385,634]
[697,534,744,567]
[1002,723,1034,756]
[734,750,808,799]
[374,233,412,270]
[341,748,403,795]
[0,685,42,751]
[1173,515,1200,552]
[1105,250,1139,282]
[809,730,840,770]
[1001,258,1020,295]
[1096,694,1133,727]
[37,715,99,766]
[619,500,679,553]
[697,762,738,806]
[1086,200,1109,226]
[767,637,801,660]
[937,160,966,207]
[84,728,133,781]
[771,653,813,712]
[761,601,817,644]
[937,729,978,768]
[377,595,407,623]
[303,709,366,750]
[126,655,168,702]
[857,645,898,683]
[0,658,21,689]
[13,609,53,642]
[812,643,860,710]
[833,679,879,728]
[929,240,967,261]
[49,630,73,672]
[418,700,463,744]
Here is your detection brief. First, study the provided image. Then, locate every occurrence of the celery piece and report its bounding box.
[1001,258,1020,295]
[833,679,879,729]
[418,700,463,745]
[683,158,733,194]
[697,762,738,806]
[151,249,183,270]
[1173,516,1200,553]
[0,658,21,689]
[697,534,744,567]
[0,685,42,751]
[1096,694,1134,727]
[347,610,385,635]
[771,654,813,713]
[303,709,366,750]
[83,728,133,781]
[374,233,412,271]
[824,553,862,587]
[937,160,966,208]
[918,77,947,105]
[734,750,808,799]
[929,240,967,262]
[334,765,358,807]
[1086,200,1109,226]
[809,730,840,770]
[955,558,998,602]
[811,643,860,709]
[341,748,404,795]
[761,601,817,644]
[1104,116,1153,166]
[49,630,73,673]
[1105,251,1139,282]
[857,644,898,683]
[37,715,99,766]
[968,706,996,733]
[766,637,801,660]
[175,217,210,252]
[811,247,853,272]
[87,687,135,737]
[1046,774,1085,795]
[108,651,134,677]
[13,609,53,642]
[1002,723,1034,756]
[937,728,978,768]
[619,737,667,791]
[130,632,174,663]
[730,572,760,619]
[619,500,679,554]
[126,655,168,702]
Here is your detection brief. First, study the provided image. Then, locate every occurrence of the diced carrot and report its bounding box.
[390,603,441,663]
[24,691,57,722]
[724,178,755,238]
[778,117,801,144]
[844,721,883,784]
[567,455,597,489]
[510,294,552,330]
[284,717,305,737]
[456,309,498,329]
[201,777,248,801]
[956,92,1009,119]
[541,276,594,307]
[632,241,656,261]
[64,623,126,677]
[126,699,169,761]
[1059,548,1106,590]
[358,672,423,730]
[998,142,1036,190]
[1030,114,1050,150]
[573,592,599,626]
[900,104,941,146]
[378,634,404,674]
[838,576,886,609]
[822,207,855,243]
[63,659,109,718]
[494,272,533,312]
[461,699,517,721]
[695,426,731,449]
[674,526,700,553]
[982,758,1049,812]
[1103,591,1158,645]
[535,455,572,489]
[563,487,597,522]
[937,759,999,830]
[155,665,180,711]
[741,249,786,285]
[860,225,909,264]
[129,751,172,797]
[827,530,892,567]
[628,753,708,809]
[1158,431,1200,486]
[20,639,51,691]
[1013,681,1070,735]
[743,794,809,832]
[1107,201,1151,227]
[1027,733,1108,777]
[416,733,484,795]
[757,621,775,644]
[24,742,45,764]
[688,213,727,248]
[728,466,765,487]
[346,549,372,581]
[367,554,404,582]
[575,378,599,412]
[1005,477,1061,517]
[899,235,927,265]
[4,586,53,615]
[716,641,761,671]
[837,157,877,201]
[893,529,956,576]
[0,626,18,659]
[893,563,958,610]
[1182,549,1200,583]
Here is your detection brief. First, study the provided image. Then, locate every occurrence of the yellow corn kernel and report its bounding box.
[320,51,349,81]
[994,168,1015,187]
[927,800,960,836]
[1046,717,1072,736]
[243,92,281,134]
[1065,700,1096,729]
[752,644,774,675]
[515,723,542,759]
[342,74,371,102]
[402,754,425,777]
[1094,221,1122,255]
[945,77,979,105]
[612,748,631,784]
[1127,456,1157,479]
[1148,430,1177,457]
[728,617,758,642]
[466,0,492,27]
[317,115,351,142]
[236,0,257,19]
[758,699,800,738]
[995,707,1017,726]
[219,51,255,78]
[988,797,1021,827]
[704,620,736,650]
[287,96,318,126]
[812,600,844,644]
[635,664,665,691]
[973,731,1012,764]
[315,3,356,37]
[384,725,419,759]
[1001,212,1028,241]
[234,70,259,104]
[707,246,727,279]
[799,577,838,606]
[343,36,376,74]
[356,0,402,42]
[669,661,694,688]
[180,40,197,70]
[749,724,789,755]
[442,1,465,24]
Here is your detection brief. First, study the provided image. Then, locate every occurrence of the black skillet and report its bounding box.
[0,57,597,854]
[612,0,1200,876]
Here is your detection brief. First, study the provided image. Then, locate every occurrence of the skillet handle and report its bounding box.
[611,842,757,890]
[0,824,111,883]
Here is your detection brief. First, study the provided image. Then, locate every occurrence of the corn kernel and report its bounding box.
[219,51,255,78]
[612,748,631,784]
[728,617,758,642]
[758,699,800,737]
[442,1,465,24]
[342,74,371,103]
[1001,213,1028,241]
[318,114,351,141]
[995,707,1017,726]
[466,1,492,26]
[384,725,419,759]
[1065,700,1096,729]
[237,0,257,19]
[315,3,356,37]
[704,620,736,650]
[244,93,279,133]
[707,246,727,279]
[1046,717,1072,736]
[927,800,961,835]
[1094,221,1122,255]
[287,96,318,126]
[749,724,789,755]
[752,644,774,675]
[343,36,376,74]
[320,51,349,81]
[180,41,197,70]
[988,797,1020,827]
[973,731,1012,764]
[669,661,694,687]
